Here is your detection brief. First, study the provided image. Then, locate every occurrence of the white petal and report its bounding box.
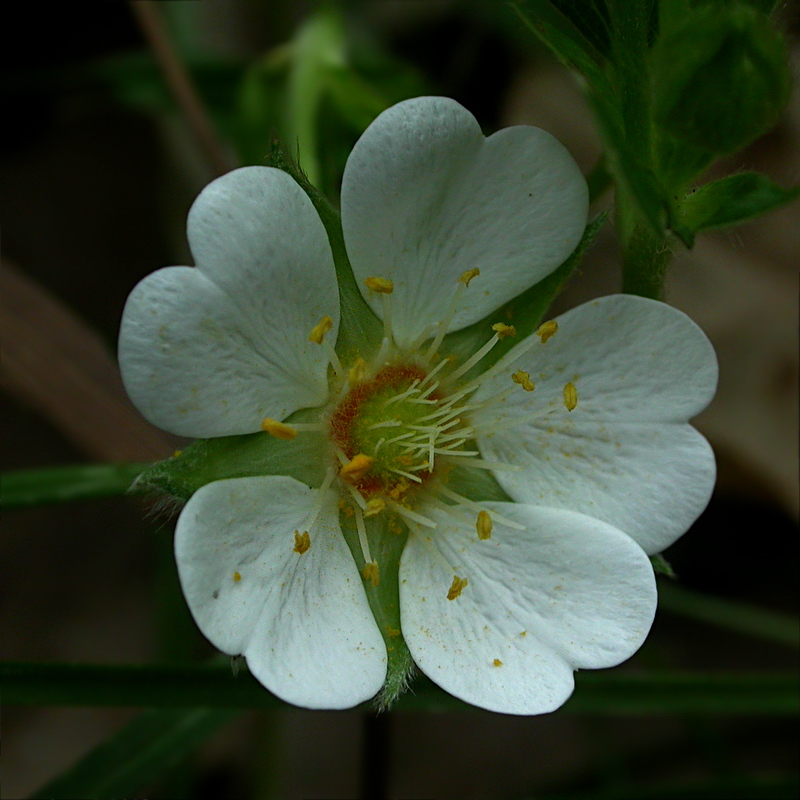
[119,167,337,438]
[341,97,588,348]
[472,295,718,553]
[400,503,656,715]
[175,476,386,709]
[477,421,715,555]
[475,294,718,423]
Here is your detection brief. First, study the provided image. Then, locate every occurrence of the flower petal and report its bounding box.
[400,503,656,715]
[475,294,718,424]
[473,295,718,554]
[340,97,588,348]
[119,167,337,438]
[175,476,387,709]
[477,421,715,555]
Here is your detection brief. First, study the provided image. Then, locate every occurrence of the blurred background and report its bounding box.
[2,1,798,798]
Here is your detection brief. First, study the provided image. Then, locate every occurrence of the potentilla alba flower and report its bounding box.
[119,97,717,713]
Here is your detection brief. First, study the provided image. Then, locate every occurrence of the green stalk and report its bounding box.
[2,463,150,509]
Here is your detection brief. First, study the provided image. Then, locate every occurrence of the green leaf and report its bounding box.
[658,580,800,649]
[513,0,613,96]
[651,4,790,156]
[32,707,236,800]
[2,463,149,509]
[671,172,800,246]
[4,661,798,714]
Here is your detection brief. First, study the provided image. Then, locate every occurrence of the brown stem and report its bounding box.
[129,0,233,177]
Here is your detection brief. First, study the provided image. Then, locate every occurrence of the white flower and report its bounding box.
[118,97,717,713]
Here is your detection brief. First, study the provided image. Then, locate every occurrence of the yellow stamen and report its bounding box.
[476,510,493,540]
[364,498,386,518]
[365,276,394,294]
[233,571,241,583]
[293,530,310,554]
[563,382,578,412]
[536,320,558,343]
[459,268,480,287]
[339,453,375,484]
[348,357,367,385]
[447,575,468,600]
[309,315,333,344]
[260,417,298,440]
[511,370,535,392]
[362,560,380,586]
[172,449,182,458]
[493,658,503,667]
[491,322,517,339]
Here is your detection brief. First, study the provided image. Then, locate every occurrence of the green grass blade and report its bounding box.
[3,662,797,714]
[32,707,237,800]
[2,463,150,509]
[658,581,799,649]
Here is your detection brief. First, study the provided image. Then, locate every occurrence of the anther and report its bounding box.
[365,276,394,294]
[309,315,344,376]
[459,268,480,287]
[491,322,517,339]
[339,453,375,483]
[309,316,333,344]
[536,320,558,343]
[476,510,493,540]
[348,357,367,385]
[261,417,298,440]
[362,561,380,587]
[563,382,578,412]
[364,498,386,517]
[512,370,535,392]
[293,531,310,554]
[447,575,468,600]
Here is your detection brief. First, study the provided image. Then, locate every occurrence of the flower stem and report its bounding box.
[2,462,151,509]
[129,0,233,177]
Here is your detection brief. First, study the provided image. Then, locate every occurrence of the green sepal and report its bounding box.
[136,407,327,503]
[442,212,608,377]
[671,172,800,247]
[265,141,383,363]
[650,552,677,578]
[338,512,415,710]
[651,4,790,157]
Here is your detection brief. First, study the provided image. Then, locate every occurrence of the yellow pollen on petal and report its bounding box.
[512,370,535,392]
[492,322,517,339]
[339,453,375,484]
[260,417,298,440]
[309,315,333,344]
[564,382,578,412]
[233,571,241,583]
[348,357,367,385]
[536,320,558,343]
[293,530,311,555]
[386,627,401,638]
[476,510,493,540]
[365,276,394,294]
[459,268,480,287]
[493,659,503,667]
[364,498,386,518]
[447,575,469,600]
[362,560,380,586]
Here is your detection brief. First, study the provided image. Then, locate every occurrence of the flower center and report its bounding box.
[329,363,471,501]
